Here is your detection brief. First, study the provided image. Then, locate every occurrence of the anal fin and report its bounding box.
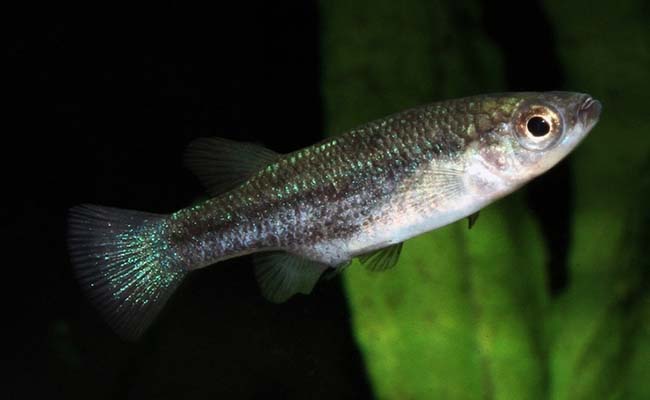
[253,252,329,303]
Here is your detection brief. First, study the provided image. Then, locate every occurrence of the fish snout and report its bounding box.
[579,96,602,127]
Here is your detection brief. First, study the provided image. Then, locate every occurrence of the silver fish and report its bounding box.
[68,91,601,339]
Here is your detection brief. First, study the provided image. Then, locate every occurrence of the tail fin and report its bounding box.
[67,205,187,340]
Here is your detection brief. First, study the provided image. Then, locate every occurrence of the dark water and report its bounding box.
[7,3,371,399]
[6,1,649,399]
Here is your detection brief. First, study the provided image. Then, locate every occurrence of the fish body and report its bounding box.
[68,92,601,339]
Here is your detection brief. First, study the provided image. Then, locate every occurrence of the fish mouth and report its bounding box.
[579,96,602,127]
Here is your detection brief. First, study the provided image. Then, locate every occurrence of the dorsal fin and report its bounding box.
[358,242,403,272]
[253,252,329,303]
[185,137,280,196]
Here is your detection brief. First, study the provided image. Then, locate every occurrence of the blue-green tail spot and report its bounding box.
[67,205,187,340]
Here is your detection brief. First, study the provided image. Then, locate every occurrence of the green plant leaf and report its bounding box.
[321,0,650,399]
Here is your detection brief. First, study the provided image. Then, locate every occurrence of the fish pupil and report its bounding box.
[527,116,550,137]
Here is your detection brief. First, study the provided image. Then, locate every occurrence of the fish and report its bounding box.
[68,91,601,339]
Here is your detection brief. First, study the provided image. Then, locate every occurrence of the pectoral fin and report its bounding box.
[185,137,280,196]
[358,242,403,272]
[253,252,328,303]
[467,211,480,229]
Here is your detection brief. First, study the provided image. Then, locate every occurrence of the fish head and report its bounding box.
[468,91,601,190]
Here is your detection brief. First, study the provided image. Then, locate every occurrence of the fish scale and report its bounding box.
[169,99,481,268]
[68,91,601,339]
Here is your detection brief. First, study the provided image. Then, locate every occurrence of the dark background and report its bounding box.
[7,3,371,399]
[7,2,584,399]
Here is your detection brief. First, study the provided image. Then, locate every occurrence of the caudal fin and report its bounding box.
[67,205,186,340]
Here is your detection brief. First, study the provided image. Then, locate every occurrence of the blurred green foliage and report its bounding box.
[320,0,650,399]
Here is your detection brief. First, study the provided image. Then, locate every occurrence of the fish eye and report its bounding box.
[526,116,550,137]
[514,103,563,151]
